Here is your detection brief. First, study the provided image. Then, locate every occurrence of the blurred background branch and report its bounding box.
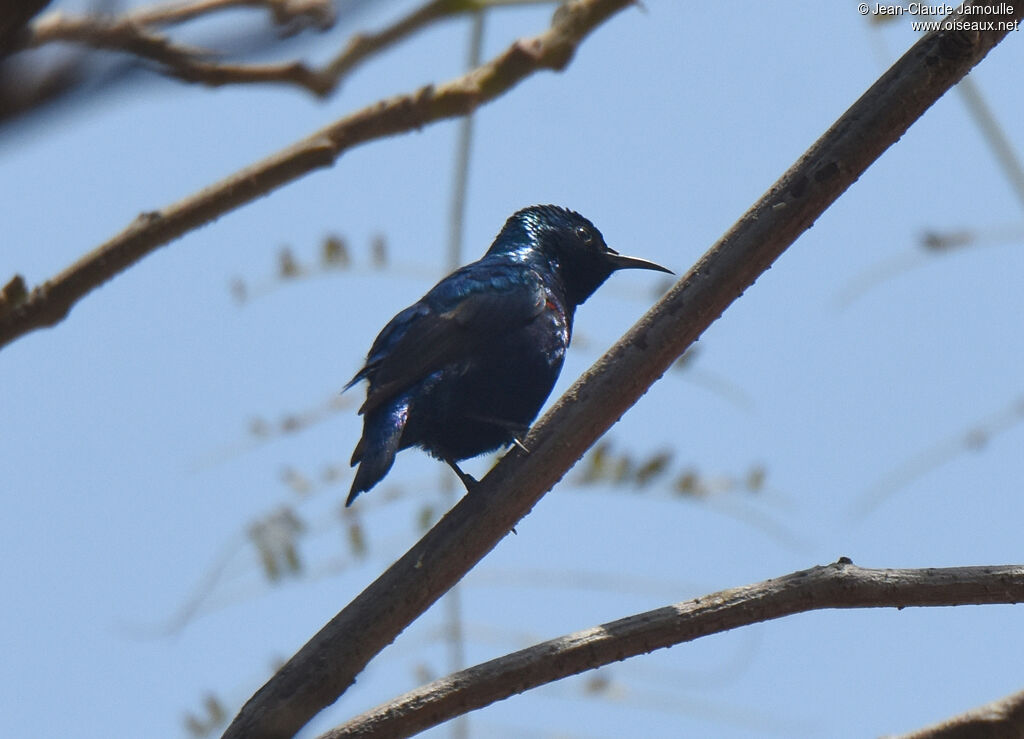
[0,0,631,351]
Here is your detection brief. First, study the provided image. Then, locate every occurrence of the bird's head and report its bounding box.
[489,205,672,306]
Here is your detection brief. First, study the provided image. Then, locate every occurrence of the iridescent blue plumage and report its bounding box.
[345,205,671,505]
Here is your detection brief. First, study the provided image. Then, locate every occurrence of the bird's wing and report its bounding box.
[354,263,548,415]
[344,302,428,390]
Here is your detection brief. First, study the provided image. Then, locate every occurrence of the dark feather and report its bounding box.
[354,266,546,415]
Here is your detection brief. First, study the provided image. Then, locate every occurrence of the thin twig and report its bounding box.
[220,4,1024,739]
[850,395,1024,519]
[955,76,1024,212]
[0,0,632,351]
[323,561,1024,738]
[316,0,465,94]
[316,1,555,94]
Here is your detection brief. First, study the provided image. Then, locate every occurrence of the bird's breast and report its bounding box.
[539,291,571,362]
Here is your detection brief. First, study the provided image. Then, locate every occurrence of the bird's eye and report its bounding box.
[576,226,593,244]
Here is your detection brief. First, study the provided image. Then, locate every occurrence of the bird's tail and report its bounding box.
[347,398,409,506]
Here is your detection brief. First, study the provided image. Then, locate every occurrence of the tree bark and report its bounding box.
[324,562,1024,738]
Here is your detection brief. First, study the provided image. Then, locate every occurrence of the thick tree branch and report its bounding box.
[324,561,1024,738]
[221,3,1023,739]
[0,0,631,351]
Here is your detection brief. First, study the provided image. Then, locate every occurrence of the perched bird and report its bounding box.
[344,205,671,505]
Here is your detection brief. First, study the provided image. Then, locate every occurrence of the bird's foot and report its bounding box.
[445,459,516,534]
[445,459,479,493]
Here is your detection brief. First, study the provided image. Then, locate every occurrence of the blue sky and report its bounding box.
[2,2,1023,737]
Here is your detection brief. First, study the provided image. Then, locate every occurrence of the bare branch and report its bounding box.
[325,561,1024,738]
[894,687,1024,738]
[24,10,330,92]
[1,0,336,124]
[27,12,220,71]
[18,1,544,96]
[0,0,633,351]
[221,4,1024,738]
[127,0,334,30]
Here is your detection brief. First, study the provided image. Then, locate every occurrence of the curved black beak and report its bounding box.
[607,251,673,275]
